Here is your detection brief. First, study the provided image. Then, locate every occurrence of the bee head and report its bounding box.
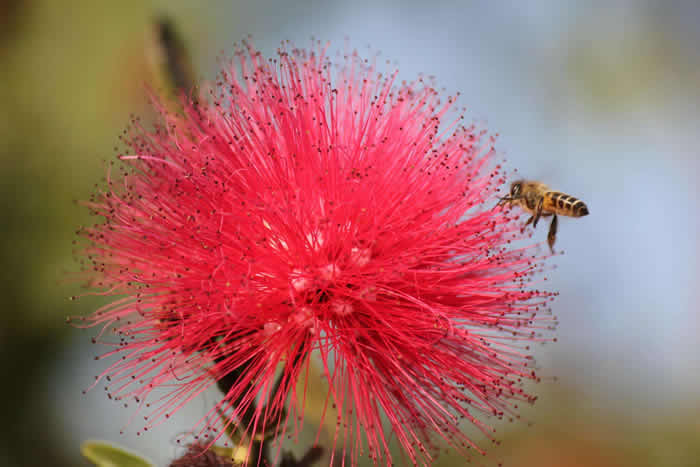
[510,181,523,197]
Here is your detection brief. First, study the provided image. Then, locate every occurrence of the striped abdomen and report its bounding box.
[543,192,589,217]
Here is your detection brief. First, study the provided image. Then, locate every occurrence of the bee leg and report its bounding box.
[547,214,558,253]
[523,215,534,229]
[495,196,511,208]
[532,197,544,227]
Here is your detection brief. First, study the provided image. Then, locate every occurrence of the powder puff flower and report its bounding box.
[75,42,555,466]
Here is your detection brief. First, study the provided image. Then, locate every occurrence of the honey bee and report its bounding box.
[497,180,589,252]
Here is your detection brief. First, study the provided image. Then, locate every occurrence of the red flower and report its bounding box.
[76,42,555,466]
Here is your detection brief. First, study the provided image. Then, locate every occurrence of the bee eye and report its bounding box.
[511,184,521,196]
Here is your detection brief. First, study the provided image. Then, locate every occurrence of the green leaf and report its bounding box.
[80,440,154,467]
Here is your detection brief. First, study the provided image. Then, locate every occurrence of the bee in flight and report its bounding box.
[497,180,589,252]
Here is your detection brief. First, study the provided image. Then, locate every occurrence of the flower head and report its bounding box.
[76,42,555,466]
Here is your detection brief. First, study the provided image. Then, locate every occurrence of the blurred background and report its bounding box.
[1,0,699,465]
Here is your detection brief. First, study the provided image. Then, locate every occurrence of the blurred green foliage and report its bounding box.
[0,2,183,465]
